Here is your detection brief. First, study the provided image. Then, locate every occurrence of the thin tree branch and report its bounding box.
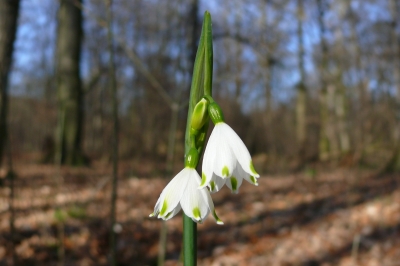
[105,0,119,265]
[115,37,176,108]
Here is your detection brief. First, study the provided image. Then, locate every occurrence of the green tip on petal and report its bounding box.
[200,172,207,187]
[210,181,216,192]
[160,200,168,216]
[222,166,230,177]
[213,210,224,225]
[165,210,174,219]
[230,177,238,193]
[193,207,201,220]
[149,213,155,217]
[250,175,258,186]
[249,161,259,176]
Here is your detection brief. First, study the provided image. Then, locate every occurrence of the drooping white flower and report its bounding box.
[208,163,259,194]
[200,122,259,193]
[150,167,223,224]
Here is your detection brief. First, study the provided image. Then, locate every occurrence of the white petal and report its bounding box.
[160,205,181,221]
[226,168,244,194]
[221,123,259,178]
[150,193,163,217]
[200,126,218,188]
[244,174,259,186]
[235,163,258,186]
[180,170,210,223]
[199,185,223,224]
[155,168,190,219]
[213,124,236,178]
[208,173,226,193]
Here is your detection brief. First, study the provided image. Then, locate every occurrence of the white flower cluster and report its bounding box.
[150,99,259,224]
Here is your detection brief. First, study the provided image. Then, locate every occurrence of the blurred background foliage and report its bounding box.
[1,1,400,265]
[3,0,400,171]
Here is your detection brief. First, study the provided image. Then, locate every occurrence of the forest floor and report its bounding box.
[0,160,399,266]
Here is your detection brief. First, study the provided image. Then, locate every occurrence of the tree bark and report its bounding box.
[333,6,350,156]
[346,0,367,161]
[55,0,85,165]
[316,0,332,161]
[296,0,307,160]
[384,0,400,172]
[335,82,350,154]
[0,0,20,165]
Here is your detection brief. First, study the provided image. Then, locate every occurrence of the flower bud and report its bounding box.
[208,102,225,124]
[191,98,209,130]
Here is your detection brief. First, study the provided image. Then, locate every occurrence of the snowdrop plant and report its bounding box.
[149,11,259,266]
[199,97,260,194]
[149,11,216,266]
[150,147,223,224]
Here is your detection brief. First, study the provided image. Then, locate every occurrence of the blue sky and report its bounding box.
[9,0,394,108]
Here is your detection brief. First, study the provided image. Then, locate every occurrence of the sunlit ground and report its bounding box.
[0,160,399,265]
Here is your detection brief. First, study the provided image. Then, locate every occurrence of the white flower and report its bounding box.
[200,122,259,193]
[150,167,223,224]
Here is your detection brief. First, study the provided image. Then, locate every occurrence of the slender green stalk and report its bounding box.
[157,221,168,266]
[105,0,119,265]
[183,11,213,266]
[183,215,197,265]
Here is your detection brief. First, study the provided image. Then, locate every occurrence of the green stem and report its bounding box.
[183,215,197,265]
[183,11,213,266]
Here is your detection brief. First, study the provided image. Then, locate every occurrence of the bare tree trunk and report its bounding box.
[0,0,20,165]
[384,0,400,172]
[346,0,367,161]
[333,9,350,156]
[390,0,400,101]
[335,83,350,154]
[104,0,119,264]
[55,0,86,165]
[258,1,274,155]
[265,59,274,151]
[316,0,333,161]
[295,0,307,161]
[0,3,20,260]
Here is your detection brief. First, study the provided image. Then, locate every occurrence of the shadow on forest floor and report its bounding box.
[0,164,399,265]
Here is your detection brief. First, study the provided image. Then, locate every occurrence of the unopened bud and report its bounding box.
[191,98,209,130]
